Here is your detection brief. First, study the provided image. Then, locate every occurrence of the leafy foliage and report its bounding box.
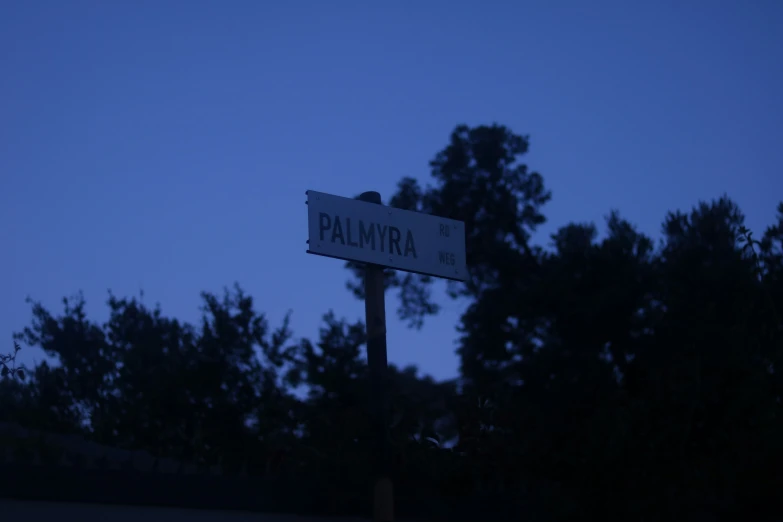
[4,124,782,521]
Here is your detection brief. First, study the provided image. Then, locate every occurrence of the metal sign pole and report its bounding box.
[306,187,467,519]
[358,191,393,522]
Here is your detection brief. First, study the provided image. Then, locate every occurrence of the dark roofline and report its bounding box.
[0,422,519,521]
[0,462,349,516]
[0,421,367,517]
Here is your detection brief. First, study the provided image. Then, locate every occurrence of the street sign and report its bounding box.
[305,188,469,520]
[306,190,468,282]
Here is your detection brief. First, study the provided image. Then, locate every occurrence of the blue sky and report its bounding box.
[2,1,781,381]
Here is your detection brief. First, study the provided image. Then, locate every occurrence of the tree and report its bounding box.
[345,124,551,329]
[1,341,25,380]
[5,123,782,521]
[11,286,298,472]
[346,123,783,519]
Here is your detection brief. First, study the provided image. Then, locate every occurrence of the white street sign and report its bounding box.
[306,190,468,282]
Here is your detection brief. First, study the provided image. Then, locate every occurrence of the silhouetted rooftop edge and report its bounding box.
[0,422,518,521]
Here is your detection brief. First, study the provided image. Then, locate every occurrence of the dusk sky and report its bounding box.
[2,1,781,381]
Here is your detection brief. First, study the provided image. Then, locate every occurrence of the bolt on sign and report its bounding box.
[306,190,467,282]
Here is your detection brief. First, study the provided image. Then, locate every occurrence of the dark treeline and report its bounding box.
[2,124,782,521]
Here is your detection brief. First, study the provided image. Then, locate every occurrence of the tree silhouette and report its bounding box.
[4,124,782,521]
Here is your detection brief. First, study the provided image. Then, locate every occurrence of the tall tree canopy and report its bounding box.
[3,124,782,521]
